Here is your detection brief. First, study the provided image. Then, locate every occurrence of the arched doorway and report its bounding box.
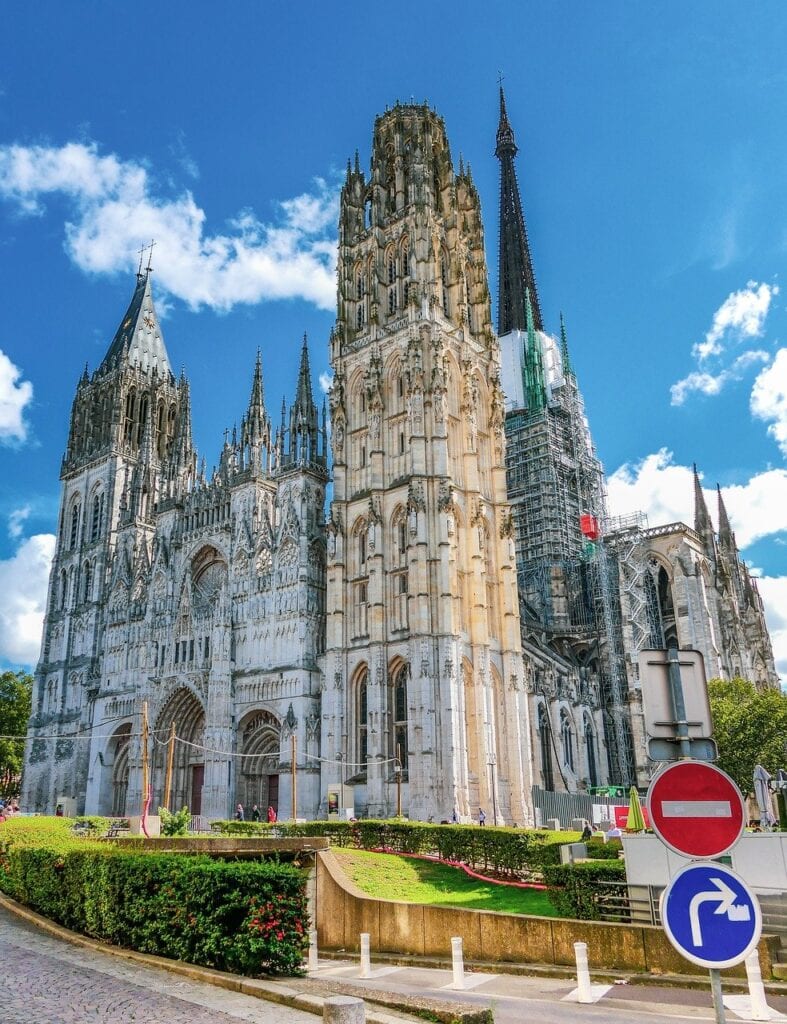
[152,688,206,814]
[107,723,131,816]
[236,710,281,816]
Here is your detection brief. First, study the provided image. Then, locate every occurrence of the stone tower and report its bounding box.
[322,103,533,824]
[22,268,183,813]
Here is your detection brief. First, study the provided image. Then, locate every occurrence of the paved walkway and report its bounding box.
[310,957,787,1024]
[0,905,318,1024]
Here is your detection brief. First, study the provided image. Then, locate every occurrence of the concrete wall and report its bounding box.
[316,850,777,978]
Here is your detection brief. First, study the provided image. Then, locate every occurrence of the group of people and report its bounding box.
[235,803,277,823]
[0,799,20,822]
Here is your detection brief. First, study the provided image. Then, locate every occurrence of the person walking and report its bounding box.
[251,804,261,822]
[479,808,486,826]
[235,803,245,821]
[267,805,277,823]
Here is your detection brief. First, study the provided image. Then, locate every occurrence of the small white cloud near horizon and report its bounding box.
[0,140,339,313]
[0,532,55,666]
[8,505,31,540]
[751,347,787,456]
[756,575,787,686]
[0,349,33,444]
[672,281,777,406]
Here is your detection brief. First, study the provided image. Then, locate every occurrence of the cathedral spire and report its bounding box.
[559,311,572,377]
[98,269,172,377]
[293,333,316,423]
[717,484,736,551]
[693,464,714,552]
[496,86,543,336]
[524,288,546,411]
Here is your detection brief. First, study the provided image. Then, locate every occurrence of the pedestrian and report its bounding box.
[55,804,64,817]
[251,804,261,822]
[581,823,593,842]
[267,805,277,823]
[479,808,486,826]
[235,803,245,821]
[451,808,458,824]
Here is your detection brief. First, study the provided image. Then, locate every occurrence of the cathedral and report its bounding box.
[22,94,778,822]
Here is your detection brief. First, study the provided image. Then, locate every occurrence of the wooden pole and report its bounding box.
[163,720,175,811]
[291,733,297,821]
[141,700,149,818]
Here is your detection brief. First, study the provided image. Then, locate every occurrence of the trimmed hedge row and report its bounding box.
[543,860,627,919]
[0,818,308,975]
[212,819,579,876]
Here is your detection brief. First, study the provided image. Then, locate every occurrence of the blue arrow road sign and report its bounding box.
[660,862,762,969]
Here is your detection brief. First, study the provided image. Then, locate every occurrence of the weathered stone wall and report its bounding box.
[316,850,778,979]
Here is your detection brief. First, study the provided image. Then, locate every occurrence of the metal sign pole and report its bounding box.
[666,644,692,760]
[709,968,726,1024]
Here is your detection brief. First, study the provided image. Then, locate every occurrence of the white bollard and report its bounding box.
[744,950,771,1021]
[450,935,465,990]
[359,932,372,979]
[574,941,593,1004]
[324,994,366,1024]
[308,928,319,971]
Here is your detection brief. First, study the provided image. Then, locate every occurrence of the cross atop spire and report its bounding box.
[495,87,543,336]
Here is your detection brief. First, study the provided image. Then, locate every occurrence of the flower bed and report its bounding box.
[0,817,308,975]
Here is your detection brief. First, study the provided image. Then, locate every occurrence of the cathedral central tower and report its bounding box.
[322,104,533,823]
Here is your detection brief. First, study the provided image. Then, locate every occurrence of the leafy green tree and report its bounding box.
[708,677,787,795]
[0,671,33,796]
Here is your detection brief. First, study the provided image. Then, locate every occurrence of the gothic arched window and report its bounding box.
[90,492,104,543]
[124,389,136,443]
[137,393,149,446]
[83,560,93,603]
[70,502,81,550]
[356,667,369,772]
[60,569,68,610]
[538,705,554,790]
[390,663,409,773]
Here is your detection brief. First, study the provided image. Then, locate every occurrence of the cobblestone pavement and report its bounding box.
[0,905,317,1024]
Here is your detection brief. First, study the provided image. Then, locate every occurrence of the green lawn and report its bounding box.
[332,847,560,917]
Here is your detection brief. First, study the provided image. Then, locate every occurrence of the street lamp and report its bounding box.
[337,752,344,815]
[394,743,403,818]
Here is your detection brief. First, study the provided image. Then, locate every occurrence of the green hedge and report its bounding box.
[212,818,579,877]
[543,860,627,919]
[0,818,308,975]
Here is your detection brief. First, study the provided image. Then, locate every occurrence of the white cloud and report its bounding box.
[751,347,787,456]
[671,349,770,406]
[607,448,787,549]
[0,533,55,666]
[318,372,333,394]
[671,281,777,406]
[0,349,33,443]
[0,140,339,312]
[693,281,777,362]
[756,575,787,686]
[8,506,30,539]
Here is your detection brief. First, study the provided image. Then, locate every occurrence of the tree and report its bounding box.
[708,677,787,795]
[0,671,33,796]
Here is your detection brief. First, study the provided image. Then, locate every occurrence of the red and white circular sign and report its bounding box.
[647,760,746,859]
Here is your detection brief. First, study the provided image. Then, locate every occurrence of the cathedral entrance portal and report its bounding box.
[106,723,131,817]
[152,688,206,813]
[237,710,281,816]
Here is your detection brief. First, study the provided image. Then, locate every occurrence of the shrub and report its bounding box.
[210,818,580,877]
[159,806,191,837]
[0,817,308,976]
[543,860,627,919]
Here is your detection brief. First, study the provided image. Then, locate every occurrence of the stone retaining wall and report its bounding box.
[316,850,778,979]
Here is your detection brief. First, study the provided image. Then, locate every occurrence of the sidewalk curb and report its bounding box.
[0,892,436,1024]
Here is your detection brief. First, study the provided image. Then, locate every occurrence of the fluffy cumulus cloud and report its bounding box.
[0,532,55,666]
[318,372,333,395]
[607,448,787,549]
[0,349,33,444]
[7,506,31,540]
[0,140,339,312]
[751,347,787,456]
[671,281,778,406]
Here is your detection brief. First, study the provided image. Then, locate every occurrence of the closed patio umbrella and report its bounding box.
[753,764,776,829]
[626,785,646,832]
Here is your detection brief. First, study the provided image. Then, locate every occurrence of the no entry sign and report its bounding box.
[647,761,746,859]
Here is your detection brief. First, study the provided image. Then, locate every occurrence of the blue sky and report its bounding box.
[0,2,785,678]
